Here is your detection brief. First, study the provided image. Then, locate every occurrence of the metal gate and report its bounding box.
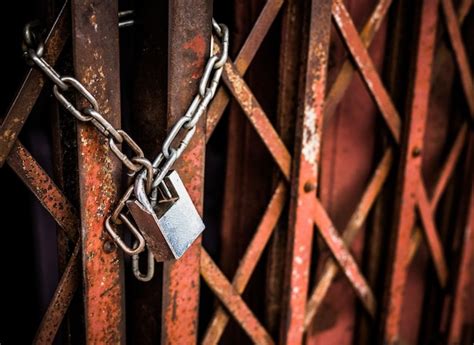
[0,0,472,344]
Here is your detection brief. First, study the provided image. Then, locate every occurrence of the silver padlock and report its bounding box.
[127,170,205,261]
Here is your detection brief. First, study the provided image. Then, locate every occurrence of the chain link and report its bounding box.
[23,19,229,268]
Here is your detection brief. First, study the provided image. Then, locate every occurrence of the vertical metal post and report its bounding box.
[266,0,306,334]
[280,0,332,343]
[71,0,125,343]
[382,0,438,343]
[162,1,211,343]
[448,135,474,344]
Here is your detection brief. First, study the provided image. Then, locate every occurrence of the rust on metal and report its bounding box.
[382,0,439,342]
[161,1,211,343]
[206,0,284,139]
[71,0,125,342]
[406,125,468,267]
[34,241,80,344]
[222,62,292,179]
[201,250,274,344]
[313,200,376,316]
[324,0,393,123]
[266,0,307,333]
[331,0,401,142]
[415,177,448,286]
[7,142,78,241]
[447,136,474,344]
[440,0,474,116]
[305,149,392,328]
[0,3,69,166]
[202,181,286,344]
[6,141,81,342]
[280,0,332,343]
[431,124,468,207]
[219,1,377,331]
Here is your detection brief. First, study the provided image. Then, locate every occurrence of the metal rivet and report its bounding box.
[103,240,116,254]
[303,181,316,193]
[412,147,421,157]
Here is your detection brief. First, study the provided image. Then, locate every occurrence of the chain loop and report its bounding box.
[53,77,99,121]
[105,214,146,255]
[109,131,145,172]
[132,246,155,282]
[23,21,44,60]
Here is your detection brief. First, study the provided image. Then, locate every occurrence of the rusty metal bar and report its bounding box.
[266,0,306,333]
[331,0,401,142]
[34,241,80,344]
[304,149,392,328]
[324,0,393,123]
[407,124,467,265]
[333,0,449,286]
[279,0,332,343]
[447,134,474,344]
[206,0,284,138]
[161,1,211,343]
[71,0,125,342]
[6,141,80,341]
[7,142,78,242]
[382,0,439,342]
[200,250,274,344]
[202,181,286,344]
[415,177,448,286]
[440,0,474,116]
[0,3,69,167]
[223,50,375,315]
[313,200,377,315]
[222,62,292,179]
[431,124,468,207]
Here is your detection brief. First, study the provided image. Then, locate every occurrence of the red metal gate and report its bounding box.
[0,0,472,344]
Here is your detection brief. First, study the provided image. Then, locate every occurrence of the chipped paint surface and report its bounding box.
[382,0,439,342]
[302,105,320,175]
[161,2,211,343]
[223,62,292,179]
[71,0,125,343]
[0,4,69,166]
[281,0,332,343]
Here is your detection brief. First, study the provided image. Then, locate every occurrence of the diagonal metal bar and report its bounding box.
[0,3,69,167]
[34,241,80,344]
[222,45,376,317]
[331,0,450,285]
[6,142,81,342]
[416,176,448,286]
[7,142,78,242]
[448,134,474,344]
[200,250,274,345]
[324,0,393,123]
[331,0,401,142]
[206,0,285,138]
[431,124,468,208]
[304,149,392,328]
[313,199,377,316]
[440,0,474,116]
[202,181,286,344]
[222,62,292,179]
[406,124,468,263]
[305,117,468,327]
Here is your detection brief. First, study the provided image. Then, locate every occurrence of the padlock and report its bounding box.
[127,170,205,261]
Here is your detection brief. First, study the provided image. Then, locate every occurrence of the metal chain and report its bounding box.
[23,18,229,268]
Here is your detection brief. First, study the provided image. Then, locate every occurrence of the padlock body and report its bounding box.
[127,170,205,261]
